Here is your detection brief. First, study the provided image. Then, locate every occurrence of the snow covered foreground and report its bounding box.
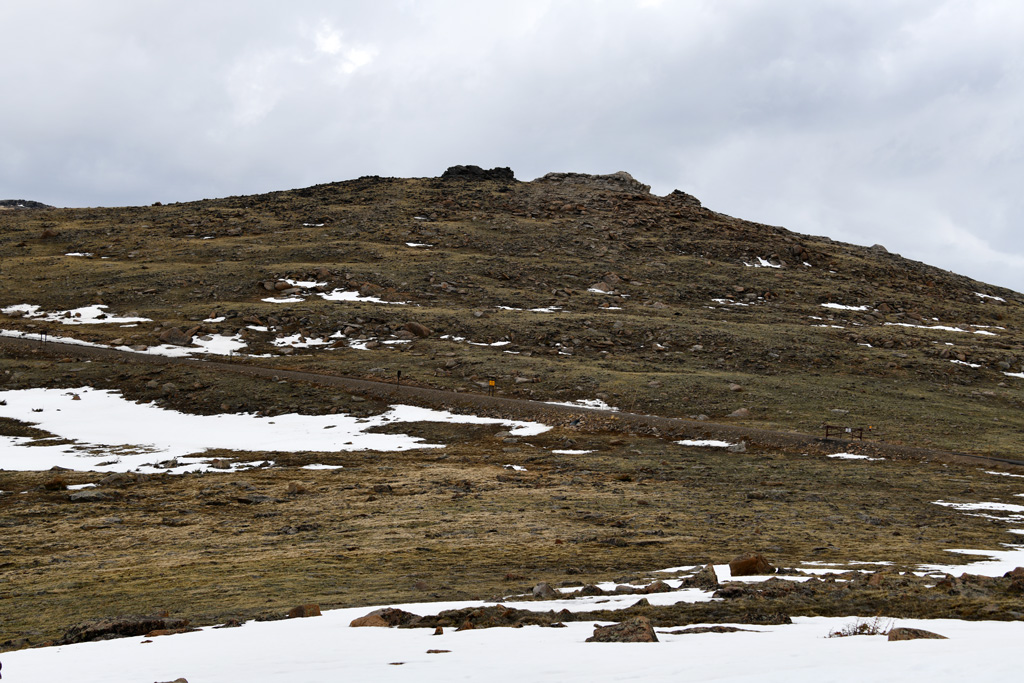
[5,604,1024,683]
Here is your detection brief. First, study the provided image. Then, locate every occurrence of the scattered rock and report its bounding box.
[98,472,150,486]
[59,614,189,644]
[661,626,756,635]
[639,580,672,594]
[681,563,720,591]
[68,490,110,502]
[586,616,658,643]
[729,552,775,577]
[727,441,747,453]
[350,608,422,628]
[540,171,651,195]
[404,321,432,338]
[158,327,194,346]
[532,582,559,599]
[727,408,751,419]
[349,614,389,628]
[287,604,321,619]
[441,165,515,182]
[887,627,947,641]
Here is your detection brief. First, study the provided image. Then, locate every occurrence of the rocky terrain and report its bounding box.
[1,166,1023,650]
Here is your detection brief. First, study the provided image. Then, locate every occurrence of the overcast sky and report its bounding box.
[2,1,1022,292]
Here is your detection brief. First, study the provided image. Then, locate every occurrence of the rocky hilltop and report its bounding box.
[0,199,54,209]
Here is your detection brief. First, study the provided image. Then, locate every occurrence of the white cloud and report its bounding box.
[1,1,1023,291]
[314,22,344,55]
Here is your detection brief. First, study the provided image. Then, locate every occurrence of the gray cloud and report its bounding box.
[2,0,1022,291]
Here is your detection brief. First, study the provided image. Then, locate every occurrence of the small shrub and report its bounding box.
[826,617,892,638]
[42,476,67,491]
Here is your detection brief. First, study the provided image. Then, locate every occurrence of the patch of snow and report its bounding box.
[1003,372,1024,379]
[203,316,226,323]
[676,439,733,448]
[64,252,93,257]
[66,483,96,490]
[2,304,151,325]
[544,399,619,411]
[317,290,409,305]
[503,464,527,471]
[302,223,325,227]
[885,322,966,333]
[496,306,561,313]
[821,303,869,311]
[983,470,1024,478]
[975,292,1006,302]
[743,257,781,268]
[0,389,550,473]
[273,334,331,349]
[551,449,594,455]
[827,453,882,461]
[261,297,305,304]
[406,242,432,247]
[301,464,344,470]
[285,279,328,288]
[934,500,1024,514]
[0,328,248,358]
[950,360,981,369]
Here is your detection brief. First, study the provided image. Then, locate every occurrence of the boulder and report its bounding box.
[68,490,110,502]
[728,408,751,419]
[888,627,947,641]
[729,552,775,577]
[639,580,672,594]
[586,616,658,643]
[158,327,193,346]
[404,321,432,338]
[287,604,321,619]
[681,563,720,591]
[349,614,389,628]
[350,608,421,628]
[441,165,516,182]
[532,582,559,599]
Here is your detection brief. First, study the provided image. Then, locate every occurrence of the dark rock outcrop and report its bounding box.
[0,199,54,209]
[586,616,658,643]
[729,552,775,577]
[59,614,189,644]
[538,171,651,194]
[887,627,947,641]
[441,165,515,182]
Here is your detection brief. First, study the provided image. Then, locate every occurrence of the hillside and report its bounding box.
[1,167,1024,653]
[2,166,1021,455]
